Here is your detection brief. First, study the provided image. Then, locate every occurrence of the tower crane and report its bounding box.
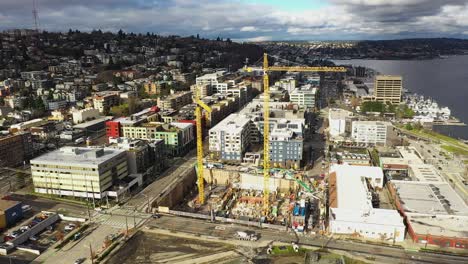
[194,87,212,204]
[247,53,346,216]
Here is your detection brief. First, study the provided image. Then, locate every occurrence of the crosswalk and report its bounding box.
[96,208,151,229]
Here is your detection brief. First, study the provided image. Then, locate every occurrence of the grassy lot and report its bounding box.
[441,145,468,156]
[271,245,308,255]
[400,127,468,156]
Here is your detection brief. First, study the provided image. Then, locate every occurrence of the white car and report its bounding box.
[64,224,76,232]
[22,205,32,213]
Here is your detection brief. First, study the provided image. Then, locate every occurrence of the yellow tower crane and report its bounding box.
[251,53,346,215]
[194,87,212,204]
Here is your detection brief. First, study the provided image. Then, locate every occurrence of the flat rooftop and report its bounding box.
[0,200,20,211]
[393,181,468,216]
[397,146,424,165]
[331,208,405,228]
[329,108,351,120]
[330,164,403,227]
[210,113,250,134]
[73,116,112,129]
[332,165,379,211]
[409,164,445,183]
[31,147,125,168]
[406,214,468,238]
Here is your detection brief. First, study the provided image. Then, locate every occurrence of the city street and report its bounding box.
[410,140,467,200]
[148,215,468,264]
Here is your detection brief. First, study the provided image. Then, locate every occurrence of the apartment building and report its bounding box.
[270,128,303,169]
[289,85,318,109]
[144,81,167,96]
[209,114,251,161]
[0,132,33,167]
[31,147,128,199]
[109,137,165,179]
[93,91,120,113]
[157,90,192,111]
[196,71,227,94]
[374,75,402,104]
[72,108,101,124]
[275,78,296,92]
[190,83,212,98]
[351,121,391,145]
[121,122,194,156]
[328,108,352,138]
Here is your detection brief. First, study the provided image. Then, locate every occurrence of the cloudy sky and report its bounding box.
[1,0,467,41]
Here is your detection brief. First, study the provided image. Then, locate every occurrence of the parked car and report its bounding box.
[10,231,21,238]
[22,205,32,213]
[152,214,161,219]
[64,224,76,232]
[73,232,82,241]
[74,258,86,264]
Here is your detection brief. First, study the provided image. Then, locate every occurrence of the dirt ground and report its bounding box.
[107,231,243,264]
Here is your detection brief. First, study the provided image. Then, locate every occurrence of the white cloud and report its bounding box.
[0,0,467,40]
[240,26,257,32]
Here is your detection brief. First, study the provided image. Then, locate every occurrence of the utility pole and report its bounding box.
[125,215,129,236]
[89,243,94,264]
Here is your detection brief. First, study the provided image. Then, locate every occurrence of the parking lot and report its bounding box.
[0,210,85,263]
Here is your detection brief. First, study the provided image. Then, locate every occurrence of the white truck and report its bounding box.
[234,231,258,241]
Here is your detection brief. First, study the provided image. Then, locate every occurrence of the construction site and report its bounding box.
[168,54,346,234]
[182,165,328,233]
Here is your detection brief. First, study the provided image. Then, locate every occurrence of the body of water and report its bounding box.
[333,56,468,140]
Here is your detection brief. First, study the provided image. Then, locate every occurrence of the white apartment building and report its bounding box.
[209,114,251,161]
[31,147,128,199]
[351,121,391,145]
[275,78,296,92]
[328,108,352,137]
[72,108,101,124]
[196,71,228,94]
[289,85,318,108]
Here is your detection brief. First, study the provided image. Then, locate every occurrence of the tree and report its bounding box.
[128,96,138,115]
[361,101,385,113]
[350,96,359,108]
[405,123,413,130]
[110,103,129,117]
[16,172,27,189]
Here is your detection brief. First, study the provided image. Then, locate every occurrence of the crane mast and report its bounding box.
[259,53,346,217]
[262,54,270,214]
[195,87,212,204]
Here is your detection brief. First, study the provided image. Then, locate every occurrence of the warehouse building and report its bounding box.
[0,200,23,228]
[328,165,405,242]
[389,180,468,248]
